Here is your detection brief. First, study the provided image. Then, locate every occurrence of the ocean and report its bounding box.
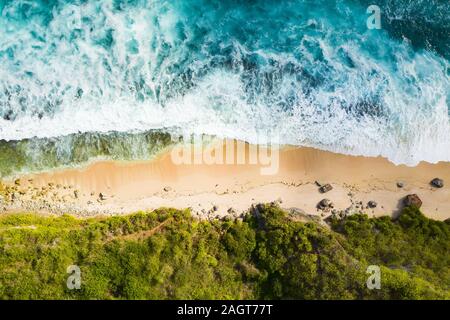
[0,0,449,176]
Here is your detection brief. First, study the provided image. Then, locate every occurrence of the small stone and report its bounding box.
[99,193,107,201]
[163,186,172,192]
[396,181,404,188]
[403,194,422,208]
[315,181,323,187]
[367,201,377,208]
[430,178,444,188]
[212,205,218,212]
[227,207,236,214]
[74,190,79,199]
[14,179,21,186]
[319,184,333,193]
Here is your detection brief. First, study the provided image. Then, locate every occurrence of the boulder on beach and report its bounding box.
[319,184,333,193]
[403,194,422,208]
[367,201,377,208]
[430,178,444,188]
[317,198,333,210]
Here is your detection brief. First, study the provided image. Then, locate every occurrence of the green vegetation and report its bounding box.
[0,204,448,299]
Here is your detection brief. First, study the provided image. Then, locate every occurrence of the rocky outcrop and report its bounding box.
[403,194,422,208]
[317,198,333,210]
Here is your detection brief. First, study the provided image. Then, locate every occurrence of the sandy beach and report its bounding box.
[1,140,449,221]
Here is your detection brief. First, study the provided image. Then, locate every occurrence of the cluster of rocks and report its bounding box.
[0,178,113,215]
[316,177,445,221]
[315,181,377,217]
[193,203,245,222]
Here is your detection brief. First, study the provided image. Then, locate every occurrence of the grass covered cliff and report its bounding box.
[0,204,448,299]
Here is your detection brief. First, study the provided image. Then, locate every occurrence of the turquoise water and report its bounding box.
[0,0,449,176]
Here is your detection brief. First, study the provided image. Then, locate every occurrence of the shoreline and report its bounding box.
[1,140,449,221]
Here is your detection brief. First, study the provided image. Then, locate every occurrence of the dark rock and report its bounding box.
[99,193,107,201]
[367,201,377,208]
[396,181,404,188]
[315,181,323,187]
[317,198,333,210]
[319,184,333,193]
[163,186,172,192]
[430,178,444,188]
[403,194,422,208]
[212,205,218,212]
